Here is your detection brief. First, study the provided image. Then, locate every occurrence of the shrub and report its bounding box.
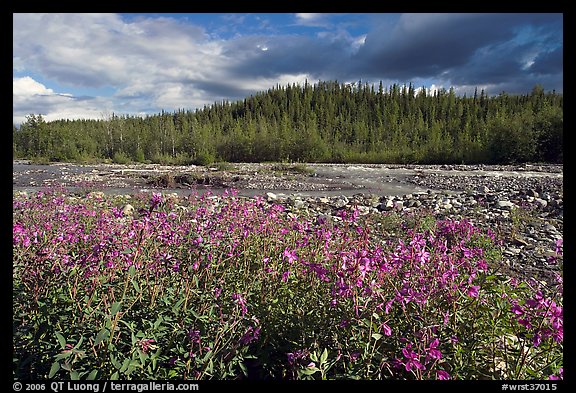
[13,190,562,380]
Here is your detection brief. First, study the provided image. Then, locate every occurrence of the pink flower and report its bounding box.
[385,299,394,314]
[548,367,563,380]
[402,344,425,372]
[427,339,442,359]
[467,285,480,298]
[381,323,392,336]
[436,370,451,380]
[511,305,524,315]
[283,248,297,264]
[138,339,157,354]
[533,333,542,347]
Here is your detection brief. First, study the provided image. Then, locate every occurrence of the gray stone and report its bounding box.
[266,192,277,201]
[496,200,515,210]
[333,196,349,209]
[122,204,134,216]
[534,198,548,208]
[527,189,539,198]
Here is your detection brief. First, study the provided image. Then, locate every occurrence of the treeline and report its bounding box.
[13,81,563,165]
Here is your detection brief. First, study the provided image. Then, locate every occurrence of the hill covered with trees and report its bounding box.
[13,81,563,165]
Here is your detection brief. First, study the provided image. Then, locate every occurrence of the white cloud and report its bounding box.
[294,13,329,27]
[295,13,322,21]
[12,13,563,123]
[13,76,113,124]
[13,76,55,96]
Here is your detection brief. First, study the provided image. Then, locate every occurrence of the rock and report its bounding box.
[527,189,539,198]
[544,224,558,233]
[333,196,349,209]
[88,191,105,199]
[496,200,515,210]
[293,199,306,209]
[122,204,134,216]
[534,198,548,208]
[266,192,277,201]
[357,206,370,215]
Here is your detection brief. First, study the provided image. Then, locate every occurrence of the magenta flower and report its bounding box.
[511,305,524,315]
[138,338,157,354]
[402,344,425,372]
[427,339,442,360]
[436,369,451,380]
[533,333,542,347]
[467,285,480,298]
[548,368,563,380]
[283,248,297,264]
[232,293,248,315]
[381,323,392,336]
[150,192,163,208]
[239,326,261,345]
[188,329,201,344]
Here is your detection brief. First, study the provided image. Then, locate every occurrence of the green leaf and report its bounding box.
[110,354,122,370]
[48,362,60,378]
[239,361,248,377]
[95,328,110,346]
[131,280,140,293]
[54,352,72,361]
[70,370,80,380]
[153,316,163,330]
[111,302,122,316]
[120,358,130,373]
[74,336,84,349]
[87,370,98,380]
[110,371,119,380]
[55,332,66,349]
[320,348,328,364]
[138,349,148,365]
[372,333,383,341]
[301,367,319,375]
[172,298,185,313]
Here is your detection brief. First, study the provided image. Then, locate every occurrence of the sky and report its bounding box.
[13,13,563,125]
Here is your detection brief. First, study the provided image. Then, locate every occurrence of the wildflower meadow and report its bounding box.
[13,189,563,380]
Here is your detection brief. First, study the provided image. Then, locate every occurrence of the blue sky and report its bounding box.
[13,13,563,124]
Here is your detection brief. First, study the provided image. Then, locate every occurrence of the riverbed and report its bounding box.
[12,160,562,198]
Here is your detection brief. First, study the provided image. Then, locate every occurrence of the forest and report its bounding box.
[12,81,563,165]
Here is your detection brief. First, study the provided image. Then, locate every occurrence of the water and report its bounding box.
[13,161,562,198]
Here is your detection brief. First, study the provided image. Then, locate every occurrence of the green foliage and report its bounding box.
[13,190,562,380]
[112,151,131,164]
[13,82,562,165]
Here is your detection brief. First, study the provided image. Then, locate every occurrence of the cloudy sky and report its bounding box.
[13,13,563,124]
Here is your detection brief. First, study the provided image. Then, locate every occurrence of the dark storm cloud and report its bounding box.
[353,14,507,79]
[222,34,353,80]
[13,13,563,123]
[352,13,562,82]
[191,80,258,99]
[529,47,563,75]
[219,13,562,95]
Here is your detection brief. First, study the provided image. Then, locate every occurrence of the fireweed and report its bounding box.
[13,189,563,380]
